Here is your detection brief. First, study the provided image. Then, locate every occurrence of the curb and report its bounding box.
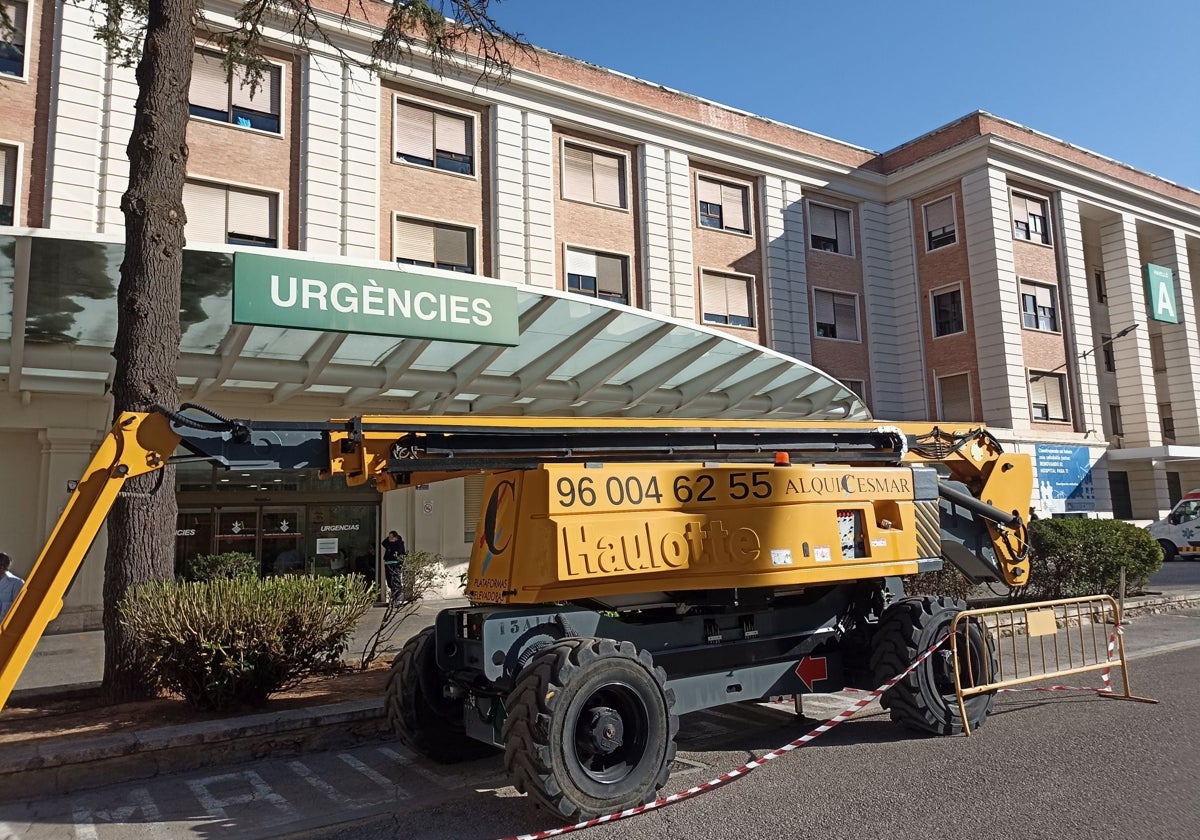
[0,699,389,801]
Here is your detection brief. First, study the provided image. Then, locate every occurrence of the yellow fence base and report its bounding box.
[951,594,1157,735]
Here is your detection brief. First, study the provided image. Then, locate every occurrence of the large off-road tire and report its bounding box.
[870,596,997,736]
[502,638,678,822]
[385,626,496,763]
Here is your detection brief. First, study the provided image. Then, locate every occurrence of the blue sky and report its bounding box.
[495,0,1200,189]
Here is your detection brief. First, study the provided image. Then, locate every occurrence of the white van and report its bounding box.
[1146,489,1200,560]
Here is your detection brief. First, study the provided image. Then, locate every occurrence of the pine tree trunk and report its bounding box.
[101,0,194,703]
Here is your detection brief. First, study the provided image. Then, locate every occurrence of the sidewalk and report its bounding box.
[3,588,1199,801]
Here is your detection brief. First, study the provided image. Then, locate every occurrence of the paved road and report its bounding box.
[1147,554,1200,591]
[3,608,1196,840]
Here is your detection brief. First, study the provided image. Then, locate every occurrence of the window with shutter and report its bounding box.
[0,0,27,77]
[1019,281,1058,331]
[931,286,964,336]
[1029,372,1068,422]
[937,373,973,421]
[184,180,277,247]
[0,144,15,225]
[1012,193,1049,244]
[813,289,858,340]
[188,50,282,134]
[924,196,956,250]
[562,143,626,208]
[394,217,474,272]
[808,202,852,254]
[700,271,754,328]
[565,247,627,303]
[695,177,749,233]
[395,99,474,175]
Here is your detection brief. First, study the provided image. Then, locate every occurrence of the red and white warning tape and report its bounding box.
[500,635,949,840]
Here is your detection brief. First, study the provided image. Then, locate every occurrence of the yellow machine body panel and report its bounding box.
[466,461,936,604]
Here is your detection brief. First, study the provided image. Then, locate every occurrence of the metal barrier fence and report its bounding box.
[950,594,1156,735]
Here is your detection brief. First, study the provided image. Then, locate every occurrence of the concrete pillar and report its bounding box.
[640,144,694,318]
[1056,193,1103,437]
[761,176,810,361]
[1149,230,1200,443]
[493,105,555,288]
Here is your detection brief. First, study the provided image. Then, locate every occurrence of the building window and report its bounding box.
[188,50,282,134]
[182,180,278,247]
[562,143,626,209]
[1100,334,1116,372]
[394,99,473,175]
[931,286,964,336]
[1029,372,1068,422]
[394,217,474,273]
[1012,192,1050,244]
[937,373,973,421]
[0,0,26,77]
[840,379,865,398]
[1108,403,1123,437]
[696,177,749,233]
[0,143,15,225]
[1020,281,1059,331]
[813,289,859,341]
[700,270,755,328]
[808,202,852,254]
[1093,267,1107,303]
[566,247,628,305]
[1161,403,1175,441]
[923,196,956,250]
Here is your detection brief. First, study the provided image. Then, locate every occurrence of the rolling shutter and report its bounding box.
[814,289,835,324]
[0,145,14,208]
[395,101,434,162]
[697,178,722,206]
[834,294,858,340]
[189,50,228,112]
[721,184,746,231]
[565,247,594,277]
[726,275,752,322]
[434,111,468,155]
[593,153,622,207]
[809,204,837,240]
[4,1,25,47]
[227,187,274,240]
[395,217,436,263]
[182,181,228,245]
[231,64,280,115]
[938,373,973,420]
[434,224,471,269]
[925,196,954,232]
[595,253,625,299]
[562,145,593,202]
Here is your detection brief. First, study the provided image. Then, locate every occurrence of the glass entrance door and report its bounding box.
[215,507,259,569]
[262,507,305,575]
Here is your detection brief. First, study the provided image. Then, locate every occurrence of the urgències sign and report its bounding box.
[232,253,519,345]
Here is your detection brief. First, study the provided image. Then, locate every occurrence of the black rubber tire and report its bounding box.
[501,638,678,822]
[385,626,497,763]
[1158,539,1179,562]
[870,596,997,736]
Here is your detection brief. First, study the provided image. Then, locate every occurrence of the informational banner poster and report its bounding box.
[1034,444,1097,514]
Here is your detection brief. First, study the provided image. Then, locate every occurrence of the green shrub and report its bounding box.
[1022,518,1162,600]
[120,574,376,711]
[181,551,258,582]
[902,564,975,602]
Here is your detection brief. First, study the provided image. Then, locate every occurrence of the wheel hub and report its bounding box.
[581,705,624,754]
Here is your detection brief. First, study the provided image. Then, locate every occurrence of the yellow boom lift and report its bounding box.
[0,404,1032,820]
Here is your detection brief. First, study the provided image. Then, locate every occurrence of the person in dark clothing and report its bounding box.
[381,530,407,603]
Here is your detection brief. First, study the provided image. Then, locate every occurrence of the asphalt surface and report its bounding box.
[2,562,1198,839]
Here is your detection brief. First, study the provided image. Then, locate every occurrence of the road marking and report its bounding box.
[72,788,165,840]
[186,770,299,821]
[378,746,466,789]
[339,753,411,799]
[1126,637,1200,660]
[287,760,360,808]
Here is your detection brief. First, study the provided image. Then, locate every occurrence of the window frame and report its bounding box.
[812,287,861,343]
[1019,280,1060,333]
[0,140,21,226]
[392,213,478,274]
[188,48,286,136]
[929,283,965,338]
[1029,371,1069,423]
[562,244,631,306]
[921,194,958,251]
[699,268,756,329]
[1011,190,1051,245]
[1100,334,1115,372]
[1093,267,1107,304]
[806,200,855,256]
[694,173,752,236]
[392,95,478,178]
[182,178,281,248]
[0,0,30,81]
[936,371,975,421]
[1108,403,1123,437]
[560,139,629,210]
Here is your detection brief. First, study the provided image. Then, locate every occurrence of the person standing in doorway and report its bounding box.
[0,552,24,621]
[381,530,407,604]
